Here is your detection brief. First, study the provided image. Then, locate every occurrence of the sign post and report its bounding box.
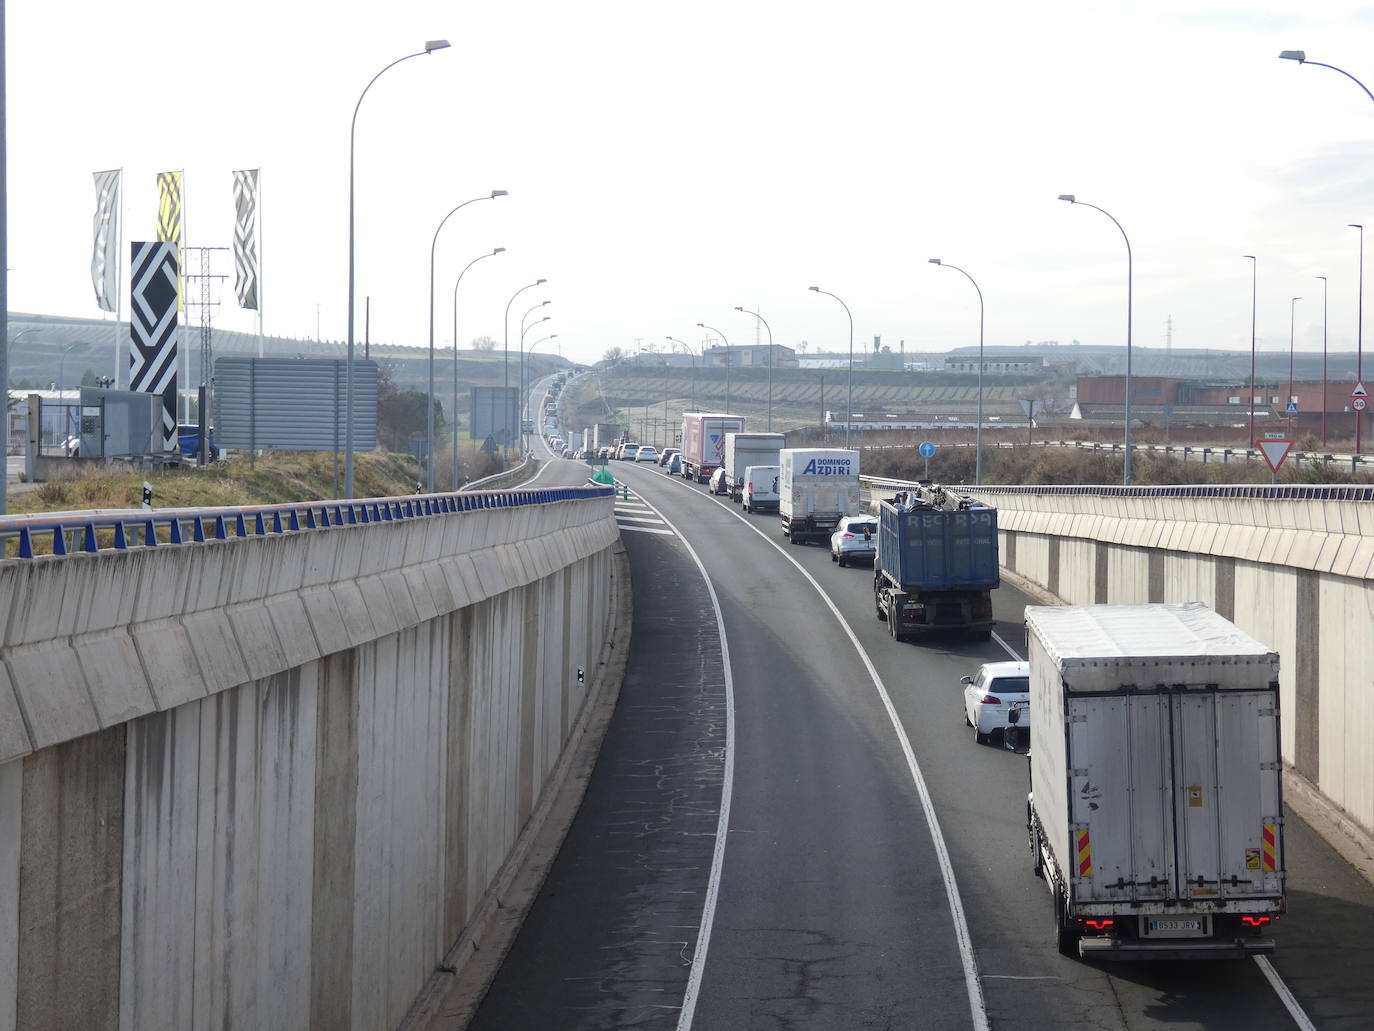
[1019,399,1044,448]
[1256,437,1294,484]
[918,440,936,478]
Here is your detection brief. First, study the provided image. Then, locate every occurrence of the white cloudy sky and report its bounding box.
[9,1,1374,368]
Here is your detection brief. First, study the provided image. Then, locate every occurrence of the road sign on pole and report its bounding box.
[1354,398,1368,412]
[1256,437,1293,475]
[918,440,936,477]
[1284,400,1299,414]
[1353,381,1368,398]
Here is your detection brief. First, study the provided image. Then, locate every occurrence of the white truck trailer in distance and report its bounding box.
[1025,602,1285,960]
[777,448,859,545]
[721,432,785,502]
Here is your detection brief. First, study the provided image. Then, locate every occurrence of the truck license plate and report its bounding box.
[1147,918,1203,935]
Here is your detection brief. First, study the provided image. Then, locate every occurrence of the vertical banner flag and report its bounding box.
[232,169,259,309]
[130,242,180,449]
[90,170,121,311]
[156,170,184,311]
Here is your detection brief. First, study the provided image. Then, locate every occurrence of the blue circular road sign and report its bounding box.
[918,441,937,458]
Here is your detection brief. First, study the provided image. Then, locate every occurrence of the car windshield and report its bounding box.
[988,676,1029,694]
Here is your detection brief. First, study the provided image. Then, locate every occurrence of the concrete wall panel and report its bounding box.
[17,727,125,1031]
[0,760,20,1031]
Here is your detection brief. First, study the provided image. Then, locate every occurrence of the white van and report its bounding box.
[740,464,780,513]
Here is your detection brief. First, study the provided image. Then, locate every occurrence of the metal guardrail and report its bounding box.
[460,456,537,492]
[0,484,615,561]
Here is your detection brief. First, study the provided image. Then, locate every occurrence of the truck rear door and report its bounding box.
[1172,689,1283,901]
[1067,695,1174,903]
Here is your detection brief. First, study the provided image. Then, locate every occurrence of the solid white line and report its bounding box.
[621,494,736,1031]
[635,469,990,1031]
[1253,956,1318,1031]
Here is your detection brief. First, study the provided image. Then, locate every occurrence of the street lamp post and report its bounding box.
[520,313,552,455]
[666,336,696,413]
[1317,275,1329,446]
[346,39,451,499]
[427,190,506,491]
[1288,296,1301,436]
[1059,194,1134,485]
[451,247,505,487]
[696,322,730,412]
[1244,255,1257,448]
[1352,224,1365,453]
[503,278,546,455]
[928,259,986,485]
[808,287,854,449]
[734,307,773,431]
[1279,50,1373,449]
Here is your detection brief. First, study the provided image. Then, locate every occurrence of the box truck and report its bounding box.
[873,485,997,639]
[680,412,745,483]
[720,432,786,501]
[1025,603,1285,960]
[778,448,859,544]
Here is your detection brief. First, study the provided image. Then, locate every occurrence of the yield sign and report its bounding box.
[1353,381,1369,398]
[1256,437,1294,473]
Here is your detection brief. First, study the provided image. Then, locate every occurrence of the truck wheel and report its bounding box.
[876,595,888,621]
[1054,889,1080,958]
[1030,821,1044,879]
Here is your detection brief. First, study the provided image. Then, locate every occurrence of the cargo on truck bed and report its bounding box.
[777,448,859,544]
[1026,602,1285,960]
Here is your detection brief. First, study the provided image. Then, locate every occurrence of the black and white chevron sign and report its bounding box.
[129,241,179,450]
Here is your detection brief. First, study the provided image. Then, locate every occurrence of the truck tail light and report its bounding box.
[981,695,1001,704]
[1083,919,1115,931]
[1240,916,1272,927]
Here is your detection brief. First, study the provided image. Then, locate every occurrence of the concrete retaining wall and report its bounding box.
[0,492,617,1031]
[976,488,1374,846]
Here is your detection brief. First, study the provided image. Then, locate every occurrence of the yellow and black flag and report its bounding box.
[156,170,183,310]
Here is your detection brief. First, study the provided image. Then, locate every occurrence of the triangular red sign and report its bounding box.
[1352,381,1368,398]
[1256,438,1293,473]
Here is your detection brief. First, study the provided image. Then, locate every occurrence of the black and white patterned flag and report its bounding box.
[129,241,180,450]
[232,169,259,310]
[90,169,121,312]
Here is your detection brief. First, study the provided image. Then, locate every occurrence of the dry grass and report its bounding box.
[9,450,426,516]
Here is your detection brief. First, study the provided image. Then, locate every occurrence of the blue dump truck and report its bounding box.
[873,485,999,640]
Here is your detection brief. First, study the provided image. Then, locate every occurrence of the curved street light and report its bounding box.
[520,314,553,455]
[346,39,450,499]
[1059,194,1134,485]
[1288,296,1302,436]
[666,336,697,412]
[1244,255,1257,447]
[734,307,774,432]
[696,322,730,413]
[450,246,505,487]
[503,279,546,456]
[1316,275,1329,446]
[808,287,854,448]
[426,190,506,491]
[929,259,986,485]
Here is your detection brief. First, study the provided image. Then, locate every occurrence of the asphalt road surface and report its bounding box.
[469,453,1374,1030]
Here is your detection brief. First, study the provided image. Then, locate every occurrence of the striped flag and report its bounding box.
[156,170,184,313]
[90,170,121,312]
[129,242,180,450]
[232,169,259,310]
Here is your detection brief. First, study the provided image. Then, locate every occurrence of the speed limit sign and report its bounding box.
[1355,398,1368,412]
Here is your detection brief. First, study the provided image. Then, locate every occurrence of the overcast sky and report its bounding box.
[9,2,1374,369]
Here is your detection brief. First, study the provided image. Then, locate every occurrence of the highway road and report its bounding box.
[463,442,1374,1030]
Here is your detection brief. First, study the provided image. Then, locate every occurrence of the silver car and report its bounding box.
[830,515,878,567]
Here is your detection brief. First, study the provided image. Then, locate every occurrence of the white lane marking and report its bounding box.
[616,515,667,525]
[632,469,990,1031]
[617,524,676,536]
[1254,956,1318,1031]
[620,494,736,1031]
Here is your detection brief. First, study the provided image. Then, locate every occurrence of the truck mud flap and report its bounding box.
[1078,937,1275,961]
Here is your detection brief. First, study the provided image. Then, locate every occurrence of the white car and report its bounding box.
[829,515,878,567]
[961,661,1030,744]
[636,446,659,463]
[620,443,641,461]
[708,466,730,495]
[741,464,779,513]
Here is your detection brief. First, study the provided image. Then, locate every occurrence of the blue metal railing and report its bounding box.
[0,484,616,560]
